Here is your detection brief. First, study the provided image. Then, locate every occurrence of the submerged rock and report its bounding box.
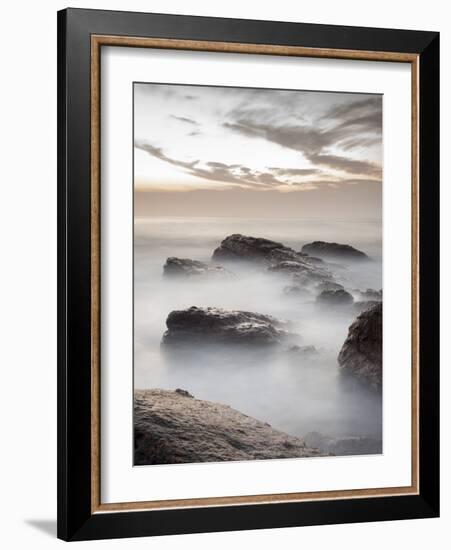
[353,288,382,302]
[303,431,382,456]
[316,289,354,306]
[287,345,319,357]
[283,284,313,299]
[301,241,368,260]
[316,281,345,293]
[338,303,382,391]
[161,306,298,347]
[164,257,231,278]
[134,389,328,465]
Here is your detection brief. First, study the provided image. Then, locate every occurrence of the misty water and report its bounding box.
[134,217,382,443]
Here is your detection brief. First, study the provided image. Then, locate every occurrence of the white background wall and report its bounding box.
[0,0,448,547]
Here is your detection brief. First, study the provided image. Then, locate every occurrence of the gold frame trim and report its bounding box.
[90,35,420,514]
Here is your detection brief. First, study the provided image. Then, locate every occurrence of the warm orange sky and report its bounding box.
[134,83,382,218]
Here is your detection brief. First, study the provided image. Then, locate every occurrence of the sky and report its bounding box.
[134,83,382,218]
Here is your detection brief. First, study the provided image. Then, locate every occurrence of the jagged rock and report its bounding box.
[212,234,293,263]
[338,303,382,390]
[316,289,354,306]
[301,241,368,260]
[212,234,322,268]
[268,260,313,273]
[134,389,328,465]
[303,431,382,456]
[164,257,231,277]
[269,260,330,279]
[161,306,298,347]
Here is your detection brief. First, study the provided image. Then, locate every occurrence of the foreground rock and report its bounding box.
[338,303,382,390]
[164,257,231,278]
[134,389,328,464]
[162,306,297,347]
[301,241,368,260]
[303,431,382,456]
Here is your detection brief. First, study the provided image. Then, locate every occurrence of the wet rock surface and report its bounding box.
[338,303,383,391]
[301,241,368,260]
[164,257,231,278]
[212,234,296,263]
[212,234,322,268]
[162,306,298,347]
[134,389,328,465]
[303,431,382,456]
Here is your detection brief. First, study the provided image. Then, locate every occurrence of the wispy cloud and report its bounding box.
[222,95,382,178]
[170,115,200,126]
[134,84,382,193]
[135,140,331,191]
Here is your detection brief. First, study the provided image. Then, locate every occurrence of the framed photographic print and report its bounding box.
[57,8,439,541]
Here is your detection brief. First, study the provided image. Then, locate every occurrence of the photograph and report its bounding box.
[133,82,384,465]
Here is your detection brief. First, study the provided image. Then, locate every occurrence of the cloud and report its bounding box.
[135,141,198,170]
[306,153,382,178]
[135,140,331,190]
[323,97,382,122]
[268,167,320,177]
[222,95,382,179]
[170,115,200,126]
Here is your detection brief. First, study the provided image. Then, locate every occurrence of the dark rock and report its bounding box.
[212,234,323,268]
[134,389,328,465]
[303,431,382,456]
[164,257,231,278]
[212,234,291,263]
[301,241,368,260]
[338,303,382,391]
[162,306,298,347]
[316,289,354,306]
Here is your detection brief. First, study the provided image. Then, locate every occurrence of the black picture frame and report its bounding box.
[57,7,439,541]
